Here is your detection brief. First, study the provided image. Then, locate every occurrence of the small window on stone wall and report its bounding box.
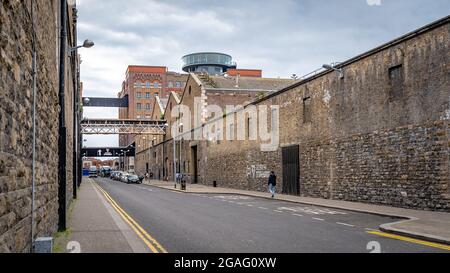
[389,64,404,100]
[303,97,311,123]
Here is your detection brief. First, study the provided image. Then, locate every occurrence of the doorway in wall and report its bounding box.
[282,145,300,195]
[191,146,198,184]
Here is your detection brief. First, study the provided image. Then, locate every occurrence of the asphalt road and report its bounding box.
[94,177,448,253]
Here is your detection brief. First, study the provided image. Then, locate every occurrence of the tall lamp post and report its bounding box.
[121,149,130,171]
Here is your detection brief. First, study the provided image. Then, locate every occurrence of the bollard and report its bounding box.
[213,181,217,188]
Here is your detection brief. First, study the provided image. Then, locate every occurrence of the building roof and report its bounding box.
[195,73,294,91]
[126,65,168,74]
[156,97,168,113]
[170,91,181,104]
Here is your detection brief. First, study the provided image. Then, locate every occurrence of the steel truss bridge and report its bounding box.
[80,119,167,135]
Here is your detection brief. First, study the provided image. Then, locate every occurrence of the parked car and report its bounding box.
[100,166,112,177]
[125,174,141,184]
[110,171,118,180]
[138,174,145,183]
[88,166,98,178]
[115,171,123,181]
[120,172,130,183]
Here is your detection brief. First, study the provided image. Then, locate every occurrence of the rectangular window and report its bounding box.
[303,97,311,123]
[229,123,235,141]
[136,92,142,98]
[146,93,151,98]
[168,81,174,88]
[247,117,256,139]
[389,64,404,100]
[137,103,142,110]
[175,82,181,88]
[146,104,151,110]
[271,108,278,130]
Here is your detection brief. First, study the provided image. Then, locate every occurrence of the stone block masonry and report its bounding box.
[187,17,450,211]
[138,17,449,211]
[0,0,76,252]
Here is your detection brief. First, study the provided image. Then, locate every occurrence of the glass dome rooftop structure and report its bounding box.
[182,52,237,75]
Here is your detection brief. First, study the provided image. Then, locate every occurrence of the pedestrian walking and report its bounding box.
[268,171,277,198]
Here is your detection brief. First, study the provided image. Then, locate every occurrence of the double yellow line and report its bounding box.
[93,181,168,253]
[368,231,450,251]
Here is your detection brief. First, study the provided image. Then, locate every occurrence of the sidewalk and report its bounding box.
[144,179,450,245]
[56,178,148,253]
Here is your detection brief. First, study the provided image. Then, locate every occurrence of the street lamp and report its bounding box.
[69,39,95,53]
[323,63,344,79]
[123,150,130,171]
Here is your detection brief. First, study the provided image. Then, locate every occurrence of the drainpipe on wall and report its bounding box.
[72,5,78,199]
[30,0,37,252]
[58,0,68,232]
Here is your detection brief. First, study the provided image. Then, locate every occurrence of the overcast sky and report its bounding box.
[77,0,450,149]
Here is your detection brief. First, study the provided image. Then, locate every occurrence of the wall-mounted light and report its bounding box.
[69,39,95,53]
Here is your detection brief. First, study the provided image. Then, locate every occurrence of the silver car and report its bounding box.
[120,173,130,183]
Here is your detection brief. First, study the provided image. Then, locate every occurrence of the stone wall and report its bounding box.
[138,17,449,211]
[0,0,76,252]
[202,18,450,211]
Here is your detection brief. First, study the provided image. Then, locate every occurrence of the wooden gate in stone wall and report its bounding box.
[282,145,300,195]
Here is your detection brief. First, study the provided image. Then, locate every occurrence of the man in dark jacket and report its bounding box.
[268,171,277,198]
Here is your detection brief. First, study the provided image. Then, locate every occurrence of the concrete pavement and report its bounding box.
[143,179,450,245]
[56,178,148,253]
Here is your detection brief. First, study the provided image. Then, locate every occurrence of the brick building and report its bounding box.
[137,16,450,211]
[135,73,294,180]
[1,0,80,252]
[118,66,188,147]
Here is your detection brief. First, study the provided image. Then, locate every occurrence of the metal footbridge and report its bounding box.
[80,119,167,135]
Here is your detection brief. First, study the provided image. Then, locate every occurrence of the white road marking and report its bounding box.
[274,210,284,213]
[137,186,153,192]
[247,204,254,207]
[292,214,304,217]
[313,218,325,221]
[336,222,355,227]
[258,207,269,210]
[214,195,254,200]
[277,206,347,215]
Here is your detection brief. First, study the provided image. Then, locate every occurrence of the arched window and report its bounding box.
[154,82,159,89]
[146,82,151,88]
[134,81,141,88]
